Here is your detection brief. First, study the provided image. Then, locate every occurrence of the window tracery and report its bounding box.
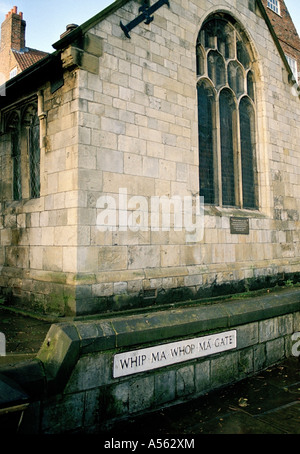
[4,100,40,201]
[197,14,258,210]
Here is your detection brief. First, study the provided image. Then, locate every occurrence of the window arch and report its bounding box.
[228,61,244,98]
[4,100,40,201]
[29,113,41,199]
[23,104,41,199]
[196,14,258,209]
[198,81,216,204]
[219,88,236,207]
[6,111,22,201]
[239,96,257,209]
[208,50,226,89]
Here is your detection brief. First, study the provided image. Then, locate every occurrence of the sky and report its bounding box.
[0,0,299,53]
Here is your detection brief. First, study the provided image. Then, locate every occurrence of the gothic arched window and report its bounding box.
[196,14,258,209]
[4,100,40,201]
[240,96,257,209]
[7,111,22,201]
[28,113,40,199]
[198,82,215,204]
[23,105,41,199]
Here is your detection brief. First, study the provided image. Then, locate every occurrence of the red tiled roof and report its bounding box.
[12,48,49,71]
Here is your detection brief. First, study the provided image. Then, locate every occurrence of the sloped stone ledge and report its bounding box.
[0,288,300,399]
[0,288,299,432]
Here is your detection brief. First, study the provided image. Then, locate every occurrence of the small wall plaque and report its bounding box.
[230,217,249,235]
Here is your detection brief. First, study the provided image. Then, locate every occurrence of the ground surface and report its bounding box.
[0,307,52,356]
[105,357,300,435]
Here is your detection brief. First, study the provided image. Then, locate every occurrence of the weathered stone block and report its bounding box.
[253,343,266,372]
[238,348,254,377]
[266,337,285,365]
[176,365,195,397]
[259,318,279,343]
[129,376,155,413]
[154,370,176,405]
[194,359,210,395]
[65,352,113,393]
[294,312,300,332]
[278,314,294,336]
[108,383,130,417]
[98,246,128,271]
[42,392,85,434]
[210,352,239,389]
[83,32,103,57]
[128,245,160,269]
[83,387,102,430]
[236,322,258,349]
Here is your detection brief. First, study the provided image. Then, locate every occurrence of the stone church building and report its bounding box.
[0,0,299,317]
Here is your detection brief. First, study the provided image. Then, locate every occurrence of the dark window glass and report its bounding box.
[240,97,257,209]
[208,51,226,88]
[247,71,255,101]
[220,90,235,206]
[198,84,215,204]
[197,15,258,210]
[29,114,40,199]
[228,62,244,97]
[216,20,234,59]
[204,20,216,49]
[237,39,250,69]
[12,127,22,201]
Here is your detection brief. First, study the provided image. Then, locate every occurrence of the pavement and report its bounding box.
[104,356,300,435]
[0,307,52,365]
[0,304,299,436]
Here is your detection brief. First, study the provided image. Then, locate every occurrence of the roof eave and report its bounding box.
[256,0,296,83]
[0,52,61,108]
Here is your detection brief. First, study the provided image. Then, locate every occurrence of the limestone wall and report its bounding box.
[0,0,300,315]
[73,0,300,314]
[0,69,80,315]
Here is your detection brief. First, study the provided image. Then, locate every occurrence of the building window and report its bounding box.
[285,54,298,82]
[196,14,258,209]
[267,0,280,15]
[7,111,22,200]
[9,67,17,79]
[4,101,40,201]
[29,113,41,198]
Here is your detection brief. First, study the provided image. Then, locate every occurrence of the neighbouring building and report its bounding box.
[0,6,48,82]
[263,0,300,84]
[0,0,300,317]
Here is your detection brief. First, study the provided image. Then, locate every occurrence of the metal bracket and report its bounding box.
[120,0,170,38]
